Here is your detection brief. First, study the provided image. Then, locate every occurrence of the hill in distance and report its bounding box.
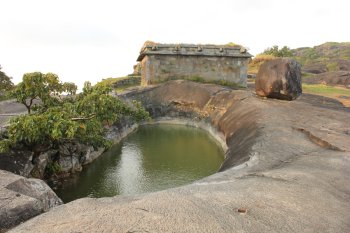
[293,42,350,74]
[248,42,350,107]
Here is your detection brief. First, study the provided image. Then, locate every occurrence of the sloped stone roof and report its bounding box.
[137,43,252,61]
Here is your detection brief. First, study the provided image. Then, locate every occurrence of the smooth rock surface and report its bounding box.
[0,170,62,231]
[255,58,302,100]
[10,81,350,233]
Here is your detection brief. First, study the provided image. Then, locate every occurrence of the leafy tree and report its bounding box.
[11,72,77,113]
[262,45,293,57]
[0,65,14,98]
[0,77,150,152]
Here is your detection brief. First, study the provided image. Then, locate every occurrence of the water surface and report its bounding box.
[54,124,224,203]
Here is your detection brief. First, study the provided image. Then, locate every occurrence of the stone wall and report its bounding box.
[141,55,249,87]
[137,43,252,87]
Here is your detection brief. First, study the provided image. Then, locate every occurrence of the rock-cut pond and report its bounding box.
[54,124,224,203]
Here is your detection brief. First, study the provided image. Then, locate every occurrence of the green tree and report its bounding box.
[0,77,150,152]
[0,65,14,98]
[11,72,77,114]
[262,45,293,57]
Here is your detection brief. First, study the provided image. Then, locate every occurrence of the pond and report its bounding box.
[54,124,224,203]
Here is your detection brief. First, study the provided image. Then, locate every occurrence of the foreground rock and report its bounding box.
[0,170,62,231]
[255,58,302,100]
[10,81,350,232]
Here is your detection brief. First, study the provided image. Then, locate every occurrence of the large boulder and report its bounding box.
[255,58,302,100]
[0,170,62,231]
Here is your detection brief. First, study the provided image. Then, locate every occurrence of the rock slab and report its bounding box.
[255,58,302,100]
[7,81,350,233]
[0,170,62,231]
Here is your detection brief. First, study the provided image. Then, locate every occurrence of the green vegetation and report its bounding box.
[45,161,61,175]
[185,76,244,89]
[262,45,293,57]
[11,72,77,114]
[326,62,339,72]
[302,83,350,96]
[0,73,149,152]
[301,72,315,79]
[248,45,292,75]
[302,83,350,107]
[0,65,14,100]
[292,42,350,70]
[97,76,141,92]
[249,42,350,76]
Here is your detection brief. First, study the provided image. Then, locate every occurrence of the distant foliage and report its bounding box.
[248,46,292,74]
[262,45,293,57]
[95,76,141,92]
[11,72,77,114]
[0,65,14,100]
[292,42,350,70]
[0,76,150,152]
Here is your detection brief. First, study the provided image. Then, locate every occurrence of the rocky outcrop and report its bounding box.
[8,81,350,232]
[255,58,302,100]
[0,143,106,181]
[303,71,350,87]
[0,170,62,231]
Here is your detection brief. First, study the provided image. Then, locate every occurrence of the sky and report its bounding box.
[1,0,349,89]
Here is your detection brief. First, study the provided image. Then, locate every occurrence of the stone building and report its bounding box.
[136,42,252,86]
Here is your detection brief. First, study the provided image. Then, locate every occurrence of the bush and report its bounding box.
[0,78,150,153]
[262,45,293,57]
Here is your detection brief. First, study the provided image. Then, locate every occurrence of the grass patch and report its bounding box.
[301,72,315,79]
[302,84,350,96]
[302,83,350,107]
[96,76,141,91]
[184,76,245,89]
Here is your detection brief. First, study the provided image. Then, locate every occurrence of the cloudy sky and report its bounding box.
[1,0,349,89]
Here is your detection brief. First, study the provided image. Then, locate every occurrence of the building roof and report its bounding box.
[136,43,253,61]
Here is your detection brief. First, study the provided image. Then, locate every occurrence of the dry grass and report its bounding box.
[248,54,277,74]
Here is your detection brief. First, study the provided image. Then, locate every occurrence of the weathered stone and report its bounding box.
[58,154,82,173]
[6,178,62,211]
[31,150,55,178]
[0,170,62,231]
[0,150,33,177]
[71,156,82,172]
[83,147,105,165]
[137,42,252,87]
[58,156,72,173]
[255,58,302,100]
[303,71,350,86]
[58,143,78,157]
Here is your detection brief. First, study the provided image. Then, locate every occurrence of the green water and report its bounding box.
[54,124,224,203]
